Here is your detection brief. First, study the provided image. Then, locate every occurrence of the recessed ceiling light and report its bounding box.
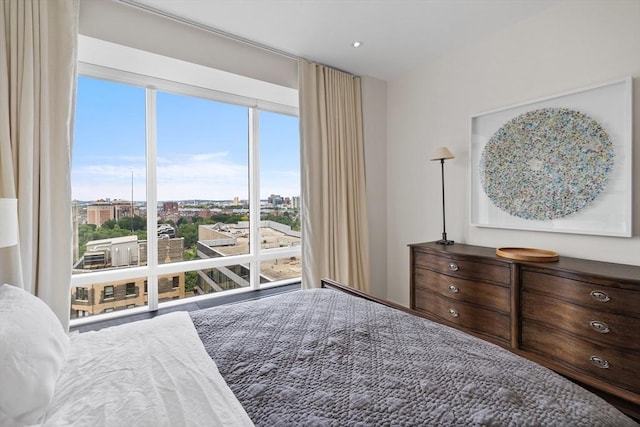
[352,41,363,48]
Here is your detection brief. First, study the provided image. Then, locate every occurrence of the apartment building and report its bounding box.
[86,199,134,227]
[71,234,186,318]
[72,274,185,318]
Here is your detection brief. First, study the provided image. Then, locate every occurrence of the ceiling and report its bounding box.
[125,0,563,81]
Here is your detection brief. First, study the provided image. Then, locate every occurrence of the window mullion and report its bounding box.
[248,108,260,290]
[146,88,159,311]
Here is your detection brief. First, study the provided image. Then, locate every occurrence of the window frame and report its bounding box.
[125,282,136,297]
[70,55,301,326]
[75,287,89,301]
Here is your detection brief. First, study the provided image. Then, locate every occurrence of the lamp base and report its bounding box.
[436,232,454,245]
[436,239,455,245]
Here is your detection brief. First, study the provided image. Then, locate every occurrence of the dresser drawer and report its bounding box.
[413,251,510,284]
[414,289,510,342]
[522,291,640,352]
[522,270,640,317]
[522,320,640,393]
[414,267,510,313]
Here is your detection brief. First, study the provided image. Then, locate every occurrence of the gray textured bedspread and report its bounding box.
[190,288,636,426]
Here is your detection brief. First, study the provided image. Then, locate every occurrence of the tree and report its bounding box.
[117,215,146,231]
[183,248,197,260]
[101,219,117,230]
[185,271,198,293]
[178,222,198,249]
[132,215,146,230]
[182,248,199,293]
[117,216,132,231]
[262,214,293,227]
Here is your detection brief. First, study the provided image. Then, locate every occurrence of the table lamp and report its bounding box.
[430,147,454,245]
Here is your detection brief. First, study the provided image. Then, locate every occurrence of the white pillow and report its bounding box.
[0,284,69,426]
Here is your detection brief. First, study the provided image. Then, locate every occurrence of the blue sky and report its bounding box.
[72,76,300,202]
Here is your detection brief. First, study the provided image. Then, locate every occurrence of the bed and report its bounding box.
[1,282,637,426]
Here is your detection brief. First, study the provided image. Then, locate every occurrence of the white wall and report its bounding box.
[362,76,388,298]
[386,0,640,306]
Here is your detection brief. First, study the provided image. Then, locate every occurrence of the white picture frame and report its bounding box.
[470,77,632,237]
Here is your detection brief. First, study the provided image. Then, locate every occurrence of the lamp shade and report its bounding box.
[430,146,455,161]
[0,198,18,248]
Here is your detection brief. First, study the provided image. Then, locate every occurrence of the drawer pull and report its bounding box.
[448,285,459,293]
[448,263,459,272]
[448,308,459,318]
[590,290,610,302]
[589,320,610,334]
[589,356,610,369]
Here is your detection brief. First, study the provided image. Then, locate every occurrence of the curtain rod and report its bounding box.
[117,0,300,61]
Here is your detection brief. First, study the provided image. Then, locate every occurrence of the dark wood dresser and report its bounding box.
[409,241,640,419]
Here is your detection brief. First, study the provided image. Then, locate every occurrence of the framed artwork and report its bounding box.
[470,77,632,237]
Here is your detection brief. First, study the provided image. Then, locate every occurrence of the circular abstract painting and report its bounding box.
[479,108,614,221]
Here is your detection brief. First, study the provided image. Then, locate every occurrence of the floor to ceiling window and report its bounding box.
[70,55,300,322]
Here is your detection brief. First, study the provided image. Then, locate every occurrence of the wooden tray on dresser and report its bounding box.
[496,247,559,262]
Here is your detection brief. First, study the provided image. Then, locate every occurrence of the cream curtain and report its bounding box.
[0,0,79,330]
[298,59,371,292]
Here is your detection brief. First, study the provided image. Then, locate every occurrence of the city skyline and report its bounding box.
[72,76,300,202]
[72,196,299,205]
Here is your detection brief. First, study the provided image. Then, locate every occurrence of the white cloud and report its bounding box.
[71,151,301,201]
[190,152,229,162]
